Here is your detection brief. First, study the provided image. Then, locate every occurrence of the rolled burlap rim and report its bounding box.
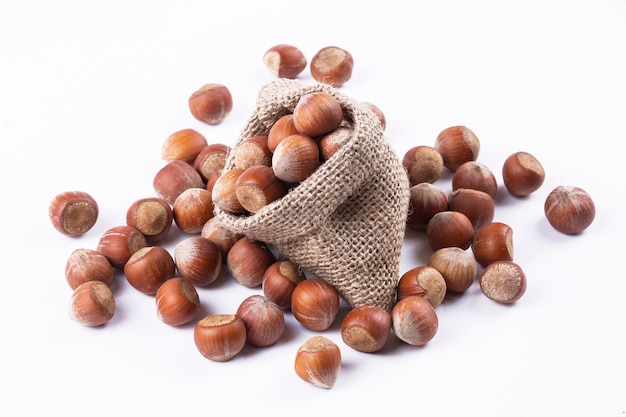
[214,79,409,312]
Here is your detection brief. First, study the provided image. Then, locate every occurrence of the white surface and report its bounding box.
[2,1,625,415]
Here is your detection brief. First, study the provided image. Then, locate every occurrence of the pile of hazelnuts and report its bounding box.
[48,44,596,390]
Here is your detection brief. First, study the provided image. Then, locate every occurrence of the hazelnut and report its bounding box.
[49,191,99,236]
[310,46,354,87]
[161,128,208,164]
[391,295,439,346]
[267,114,299,152]
[233,135,272,170]
[396,266,447,308]
[126,197,173,244]
[226,237,275,288]
[319,126,353,161]
[193,314,247,362]
[402,145,444,186]
[68,281,116,327]
[236,294,285,347]
[172,187,214,234]
[502,151,545,197]
[235,165,287,213]
[428,247,477,293]
[123,246,176,295]
[544,185,595,234]
[263,44,307,79]
[200,217,242,260]
[262,260,306,309]
[193,143,231,182]
[452,161,498,198]
[340,305,391,353]
[97,225,147,269]
[153,160,204,205]
[433,125,480,172]
[406,182,449,231]
[212,168,246,214]
[363,101,386,130]
[292,92,344,137]
[174,236,222,287]
[472,222,514,268]
[426,210,475,251]
[294,336,341,389]
[64,248,114,290]
[188,83,233,125]
[448,188,495,231]
[155,277,200,326]
[291,278,340,331]
[479,261,527,304]
[271,133,320,183]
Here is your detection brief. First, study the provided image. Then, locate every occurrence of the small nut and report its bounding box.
[479,261,527,304]
[126,197,173,245]
[188,83,233,125]
[233,135,272,170]
[267,114,299,152]
[391,295,439,346]
[406,182,449,231]
[235,165,287,213]
[174,236,222,287]
[433,125,480,172]
[97,225,147,269]
[292,92,344,137]
[200,217,242,260]
[261,260,307,309]
[263,44,307,79]
[155,277,200,326]
[448,188,495,232]
[294,336,341,389]
[472,222,514,268]
[193,314,247,362]
[49,191,99,236]
[291,278,340,331]
[428,247,477,293]
[236,294,285,347]
[123,246,176,295]
[402,145,444,186]
[65,248,114,291]
[502,151,545,197]
[172,187,214,234]
[68,281,116,327]
[426,210,475,251]
[193,143,231,182]
[319,126,353,161]
[340,305,392,353]
[310,46,354,87]
[452,161,498,199]
[396,266,447,308]
[153,160,204,205]
[544,185,595,234]
[161,128,208,164]
[271,133,320,183]
[226,237,275,288]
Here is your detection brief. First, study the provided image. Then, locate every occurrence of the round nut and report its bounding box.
[544,185,595,234]
[155,277,200,326]
[448,188,495,232]
[502,151,545,197]
[271,133,320,183]
[261,260,306,309]
[294,336,342,389]
[235,165,287,213]
[402,145,444,186]
[433,125,480,172]
[428,247,477,293]
[193,143,231,182]
[97,225,147,269]
[68,281,116,327]
[153,160,204,205]
[161,128,208,164]
[65,248,114,291]
[126,197,173,245]
[188,83,233,125]
[174,236,222,287]
[236,294,285,347]
[310,46,354,87]
[226,237,275,288]
[193,314,247,362]
[172,187,214,234]
[49,191,99,236]
[452,161,498,198]
[212,168,246,214]
[426,210,475,251]
[472,222,514,268]
[391,295,439,347]
[479,261,527,304]
[340,305,392,353]
[291,278,340,331]
[233,135,272,170]
[406,182,449,231]
[396,265,447,308]
[123,246,176,295]
[292,92,344,137]
[263,44,307,79]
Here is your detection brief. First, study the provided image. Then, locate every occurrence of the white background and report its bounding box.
[2,1,625,416]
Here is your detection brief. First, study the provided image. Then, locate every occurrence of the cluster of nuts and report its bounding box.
[49,44,596,390]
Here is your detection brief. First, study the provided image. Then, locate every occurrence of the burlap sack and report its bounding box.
[214,79,409,312]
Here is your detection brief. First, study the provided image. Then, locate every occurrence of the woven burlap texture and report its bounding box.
[214,79,410,312]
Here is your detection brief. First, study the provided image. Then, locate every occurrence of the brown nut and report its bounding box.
[433,125,480,172]
[406,182,449,231]
[267,114,299,152]
[235,165,287,213]
[236,294,285,347]
[396,265,447,308]
[544,185,595,234]
[310,46,354,87]
[68,281,116,327]
[233,135,272,170]
[49,191,99,236]
[391,295,439,346]
[97,225,147,269]
[193,143,231,182]
[174,236,222,287]
[472,222,514,268]
[161,128,208,164]
[502,151,545,197]
[172,187,214,234]
[452,161,498,199]
[126,197,173,245]
[428,247,477,293]
[153,160,204,205]
[123,246,176,295]
[294,336,342,389]
[271,133,320,183]
[200,217,242,260]
[291,278,340,331]
[426,210,475,251]
[226,237,275,288]
[292,92,344,137]
[188,83,233,125]
[262,260,306,309]
[263,44,307,79]
[193,314,247,362]
[319,126,353,161]
[212,168,246,214]
[402,145,444,186]
[64,248,114,291]
[340,305,392,353]
[156,277,200,326]
[448,188,495,232]
[479,261,527,304]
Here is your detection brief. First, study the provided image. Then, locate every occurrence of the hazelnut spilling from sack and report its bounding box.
[214,79,410,312]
